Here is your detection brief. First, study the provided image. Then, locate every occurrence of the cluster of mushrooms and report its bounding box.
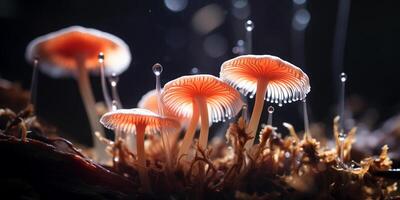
[23,26,397,198]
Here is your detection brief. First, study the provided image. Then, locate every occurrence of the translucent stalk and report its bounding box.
[76,60,107,162]
[152,63,172,169]
[98,52,112,110]
[29,58,39,107]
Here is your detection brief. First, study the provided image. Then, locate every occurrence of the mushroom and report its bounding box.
[138,89,185,162]
[100,108,180,192]
[138,89,160,113]
[161,75,243,159]
[220,55,310,149]
[138,89,182,121]
[25,26,131,161]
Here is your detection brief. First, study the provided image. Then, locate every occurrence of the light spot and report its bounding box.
[164,0,188,12]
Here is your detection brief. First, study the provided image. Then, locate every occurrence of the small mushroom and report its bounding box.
[138,89,182,122]
[100,108,179,192]
[220,55,310,149]
[25,26,131,161]
[161,75,243,159]
[138,89,184,160]
[138,89,160,113]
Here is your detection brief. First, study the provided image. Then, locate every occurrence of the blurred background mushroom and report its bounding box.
[0,0,399,154]
[25,26,131,161]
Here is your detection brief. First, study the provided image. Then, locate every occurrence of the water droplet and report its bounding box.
[268,106,274,113]
[245,20,254,31]
[292,9,311,31]
[284,151,291,158]
[152,63,163,76]
[232,39,246,55]
[109,73,119,87]
[340,72,347,82]
[190,67,199,74]
[98,52,104,63]
[338,134,345,141]
[278,103,283,107]
[33,57,39,66]
[112,100,119,111]
[293,0,306,5]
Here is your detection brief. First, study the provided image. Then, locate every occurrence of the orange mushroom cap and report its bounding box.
[26,26,131,77]
[220,55,310,105]
[137,89,161,114]
[100,108,180,134]
[161,74,244,122]
[139,89,205,127]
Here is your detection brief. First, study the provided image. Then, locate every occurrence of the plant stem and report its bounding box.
[155,74,172,170]
[76,62,107,162]
[135,124,151,193]
[99,58,112,110]
[244,81,268,150]
[177,102,199,161]
[197,98,209,150]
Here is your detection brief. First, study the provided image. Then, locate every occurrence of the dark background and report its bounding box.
[0,0,398,145]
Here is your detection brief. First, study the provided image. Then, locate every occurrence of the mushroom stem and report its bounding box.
[109,73,122,108]
[76,63,107,162]
[197,98,209,150]
[154,68,172,170]
[29,58,39,107]
[302,99,310,139]
[245,81,268,150]
[135,124,151,193]
[177,102,200,160]
[98,53,112,110]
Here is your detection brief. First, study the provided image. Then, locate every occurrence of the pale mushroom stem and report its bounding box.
[76,62,107,162]
[135,124,151,193]
[109,74,122,109]
[245,81,268,150]
[303,99,310,139]
[154,69,172,169]
[98,53,112,110]
[29,58,39,107]
[177,102,200,160]
[197,98,209,150]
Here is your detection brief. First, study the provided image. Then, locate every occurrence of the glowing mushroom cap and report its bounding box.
[100,108,180,134]
[138,89,183,121]
[220,55,310,104]
[25,26,131,77]
[161,74,244,122]
[138,89,161,114]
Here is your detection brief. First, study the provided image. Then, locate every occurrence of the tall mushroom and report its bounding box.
[220,55,310,149]
[100,108,180,192]
[25,26,131,161]
[161,75,243,159]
